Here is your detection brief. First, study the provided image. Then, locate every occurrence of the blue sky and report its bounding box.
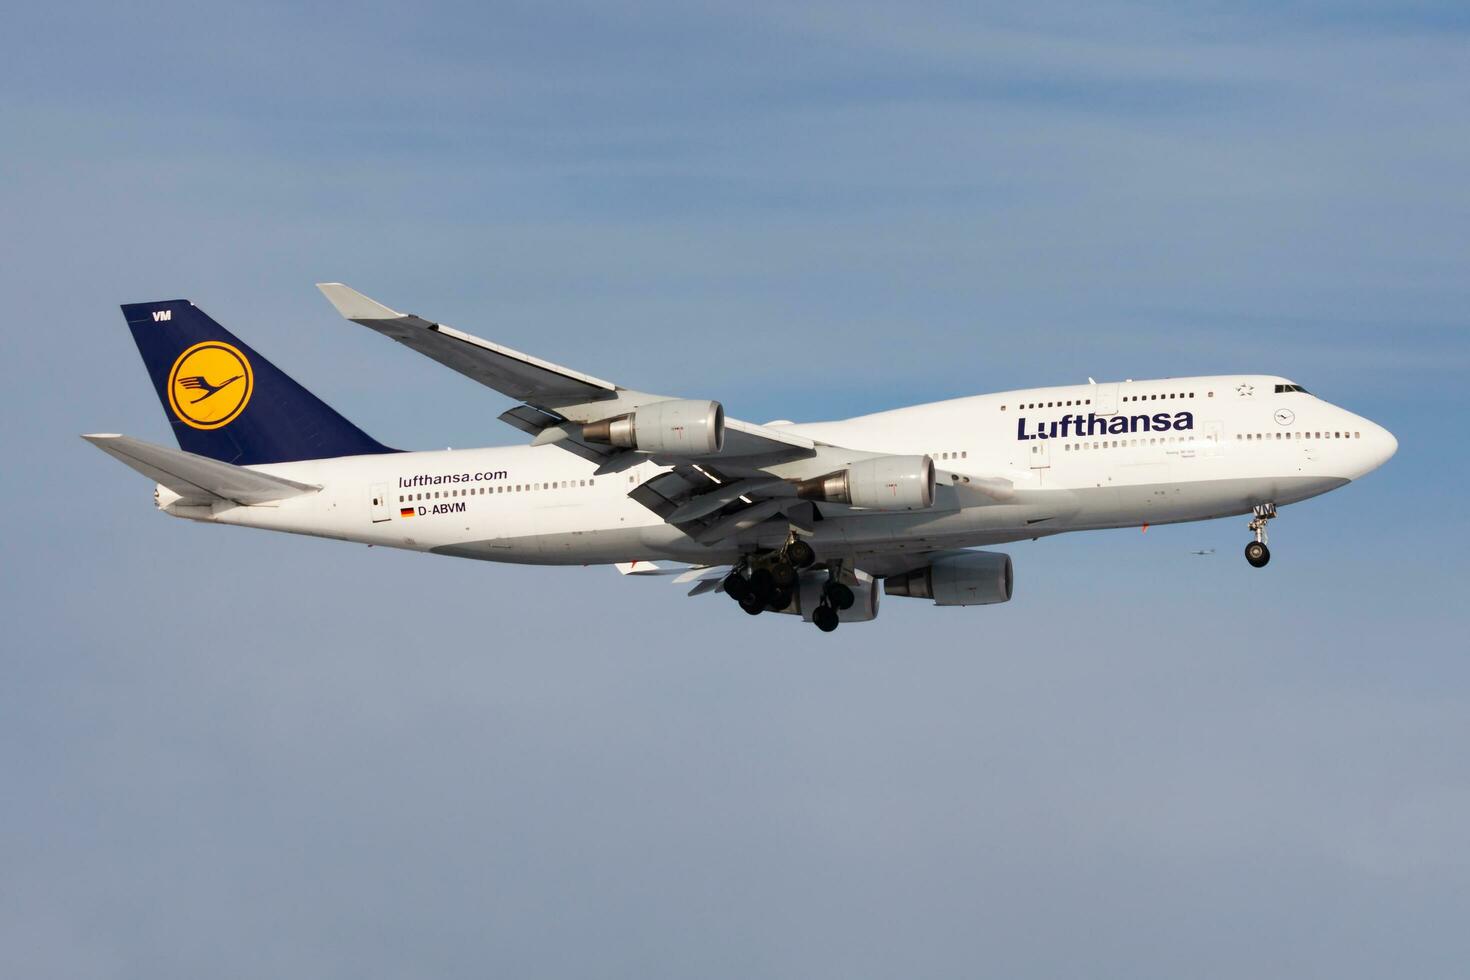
[2,2,1468,977]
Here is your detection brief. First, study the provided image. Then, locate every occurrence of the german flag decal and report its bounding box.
[400,507,415,518]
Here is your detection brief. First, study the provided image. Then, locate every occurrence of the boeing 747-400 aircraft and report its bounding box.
[86,285,1397,632]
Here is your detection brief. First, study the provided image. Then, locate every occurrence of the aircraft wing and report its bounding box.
[315,283,1002,544]
[316,282,814,465]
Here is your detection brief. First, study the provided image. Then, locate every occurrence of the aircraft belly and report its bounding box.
[1066,474,1347,529]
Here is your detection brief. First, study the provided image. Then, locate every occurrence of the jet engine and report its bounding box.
[793,455,935,511]
[773,570,881,623]
[884,551,1013,606]
[582,399,725,455]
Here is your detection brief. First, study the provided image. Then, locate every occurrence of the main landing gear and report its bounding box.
[1245,503,1276,568]
[726,561,792,615]
[723,537,846,632]
[811,574,855,633]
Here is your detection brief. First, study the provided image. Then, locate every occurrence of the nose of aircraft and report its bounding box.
[1351,417,1398,478]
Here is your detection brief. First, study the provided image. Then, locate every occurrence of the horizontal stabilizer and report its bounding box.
[615,560,687,576]
[82,434,319,505]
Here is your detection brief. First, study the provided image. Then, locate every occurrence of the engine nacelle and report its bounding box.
[793,455,935,511]
[884,551,1013,606]
[582,399,725,455]
[773,570,881,623]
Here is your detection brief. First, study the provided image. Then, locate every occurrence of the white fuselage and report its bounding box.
[159,375,1396,570]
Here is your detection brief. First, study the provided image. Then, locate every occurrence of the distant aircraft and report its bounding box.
[1190,548,1216,556]
[85,285,1397,632]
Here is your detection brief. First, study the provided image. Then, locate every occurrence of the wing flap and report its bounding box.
[664,477,786,524]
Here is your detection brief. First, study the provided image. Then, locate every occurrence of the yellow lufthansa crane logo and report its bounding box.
[167,341,253,429]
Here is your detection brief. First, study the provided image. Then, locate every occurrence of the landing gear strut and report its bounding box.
[1245,503,1275,568]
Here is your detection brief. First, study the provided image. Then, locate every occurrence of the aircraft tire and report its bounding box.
[749,568,776,604]
[813,604,839,632]
[724,573,750,601]
[825,581,855,610]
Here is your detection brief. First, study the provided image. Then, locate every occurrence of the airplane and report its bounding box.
[85,285,1398,632]
[1189,548,1216,556]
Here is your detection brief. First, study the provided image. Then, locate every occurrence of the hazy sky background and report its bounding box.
[3,2,1468,977]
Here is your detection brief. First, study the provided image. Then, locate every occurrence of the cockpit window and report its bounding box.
[1274,383,1310,394]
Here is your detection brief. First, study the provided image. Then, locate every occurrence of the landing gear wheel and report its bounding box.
[785,539,815,569]
[823,581,855,611]
[1244,541,1271,568]
[770,586,794,611]
[723,573,751,601]
[748,568,776,604]
[770,561,797,588]
[739,593,765,615]
[812,603,839,632]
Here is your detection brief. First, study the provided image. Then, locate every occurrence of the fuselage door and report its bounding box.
[1029,440,1051,472]
[369,482,391,523]
[1202,420,1222,457]
[1093,381,1120,416]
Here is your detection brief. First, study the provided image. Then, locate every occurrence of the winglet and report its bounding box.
[316,283,404,322]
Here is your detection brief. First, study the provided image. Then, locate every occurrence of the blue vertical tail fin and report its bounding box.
[122,299,395,465]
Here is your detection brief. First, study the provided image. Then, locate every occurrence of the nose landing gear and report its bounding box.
[1245,503,1276,568]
